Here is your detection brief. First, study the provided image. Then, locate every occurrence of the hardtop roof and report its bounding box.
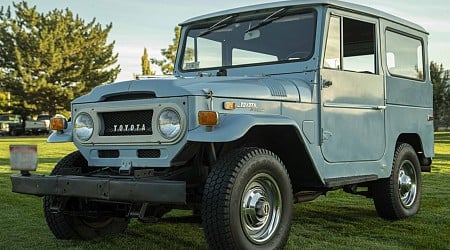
[180,0,427,34]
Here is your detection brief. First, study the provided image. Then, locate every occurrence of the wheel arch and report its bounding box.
[397,133,423,154]
[235,125,323,192]
[396,133,432,168]
[188,115,323,192]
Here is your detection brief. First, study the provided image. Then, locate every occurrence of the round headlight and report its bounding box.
[74,113,94,141]
[158,109,182,139]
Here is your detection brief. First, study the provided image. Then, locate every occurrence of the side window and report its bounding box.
[343,18,375,73]
[324,16,341,69]
[386,30,424,80]
[324,15,376,73]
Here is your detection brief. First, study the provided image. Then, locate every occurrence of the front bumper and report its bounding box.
[11,174,186,204]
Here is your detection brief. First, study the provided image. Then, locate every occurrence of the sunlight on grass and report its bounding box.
[433,132,450,174]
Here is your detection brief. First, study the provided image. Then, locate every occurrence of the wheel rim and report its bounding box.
[398,160,417,208]
[240,173,282,244]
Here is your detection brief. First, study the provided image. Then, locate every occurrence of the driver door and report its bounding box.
[320,13,386,163]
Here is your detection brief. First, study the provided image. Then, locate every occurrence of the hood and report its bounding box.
[73,76,311,104]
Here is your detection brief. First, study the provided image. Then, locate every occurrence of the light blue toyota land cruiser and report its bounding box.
[11,0,433,248]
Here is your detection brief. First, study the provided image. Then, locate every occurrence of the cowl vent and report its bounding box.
[102,92,156,102]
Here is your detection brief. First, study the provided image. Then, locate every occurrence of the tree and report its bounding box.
[154,26,181,75]
[431,61,449,130]
[0,71,8,113]
[0,92,8,113]
[0,2,120,117]
[140,47,154,76]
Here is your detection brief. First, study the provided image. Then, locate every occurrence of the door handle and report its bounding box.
[322,79,333,88]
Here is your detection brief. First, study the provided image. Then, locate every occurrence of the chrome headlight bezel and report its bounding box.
[74,112,94,141]
[158,108,182,140]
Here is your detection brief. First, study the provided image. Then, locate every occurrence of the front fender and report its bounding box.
[47,122,73,143]
[187,114,300,142]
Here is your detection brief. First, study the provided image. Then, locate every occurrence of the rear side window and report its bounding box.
[386,30,424,80]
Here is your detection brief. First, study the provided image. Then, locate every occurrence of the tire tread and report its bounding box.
[44,151,85,239]
[372,143,421,220]
[43,151,129,239]
[202,147,292,249]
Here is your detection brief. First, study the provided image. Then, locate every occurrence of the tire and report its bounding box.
[202,147,293,250]
[44,151,130,239]
[372,143,422,220]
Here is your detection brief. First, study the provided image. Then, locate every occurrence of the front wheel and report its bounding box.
[372,143,422,220]
[44,151,129,239]
[202,147,293,249]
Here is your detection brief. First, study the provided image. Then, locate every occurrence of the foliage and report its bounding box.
[0,134,449,249]
[153,26,181,75]
[0,2,120,118]
[0,91,8,113]
[431,61,450,130]
[140,47,154,76]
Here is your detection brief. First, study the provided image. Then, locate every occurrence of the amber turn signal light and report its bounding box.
[50,117,66,131]
[198,111,219,126]
[223,102,236,110]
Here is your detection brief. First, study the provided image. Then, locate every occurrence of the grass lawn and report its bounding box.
[0,134,449,249]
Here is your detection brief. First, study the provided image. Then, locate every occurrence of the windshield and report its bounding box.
[180,10,316,71]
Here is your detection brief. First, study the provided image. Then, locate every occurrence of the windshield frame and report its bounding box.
[177,8,317,73]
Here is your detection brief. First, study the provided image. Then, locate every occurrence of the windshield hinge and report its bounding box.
[216,68,227,76]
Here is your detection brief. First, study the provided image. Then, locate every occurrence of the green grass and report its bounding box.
[1,134,449,249]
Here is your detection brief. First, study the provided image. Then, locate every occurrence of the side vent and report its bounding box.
[262,82,287,97]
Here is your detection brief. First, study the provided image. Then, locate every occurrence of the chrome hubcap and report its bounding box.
[398,160,417,208]
[241,173,281,244]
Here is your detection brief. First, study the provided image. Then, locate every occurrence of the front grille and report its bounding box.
[101,110,153,136]
[137,149,161,158]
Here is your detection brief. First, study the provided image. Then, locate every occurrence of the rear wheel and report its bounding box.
[202,147,293,249]
[372,143,422,220]
[43,151,129,239]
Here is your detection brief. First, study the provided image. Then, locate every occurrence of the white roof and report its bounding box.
[180,0,427,33]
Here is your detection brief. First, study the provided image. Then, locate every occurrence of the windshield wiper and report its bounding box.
[198,15,235,37]
[245,8,287,33]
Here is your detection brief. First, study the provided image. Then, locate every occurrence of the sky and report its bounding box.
[1,0,449,82]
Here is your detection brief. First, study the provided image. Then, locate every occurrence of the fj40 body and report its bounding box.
[11,0,433,248]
